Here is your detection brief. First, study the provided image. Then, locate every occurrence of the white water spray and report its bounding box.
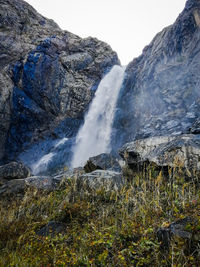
[71,65,125,168]
[32,152,55,175]
[31,137,68,175]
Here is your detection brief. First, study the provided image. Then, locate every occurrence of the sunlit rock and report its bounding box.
[119,134,200,177]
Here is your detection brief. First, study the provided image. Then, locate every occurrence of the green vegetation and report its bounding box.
[0,168,200,266]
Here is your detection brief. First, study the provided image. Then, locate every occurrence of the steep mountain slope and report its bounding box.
[0,0,120,162]
[112,0,200,150]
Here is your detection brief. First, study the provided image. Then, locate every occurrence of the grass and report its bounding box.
[0,167,200,266]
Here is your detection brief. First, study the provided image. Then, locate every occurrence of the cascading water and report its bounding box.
[71,65,125,168]
[31,137,69,175]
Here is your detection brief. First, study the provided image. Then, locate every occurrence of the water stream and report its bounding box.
[71,65,125,168]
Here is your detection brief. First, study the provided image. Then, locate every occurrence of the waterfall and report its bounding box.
[71,65,125,168]
[30,137,69,175]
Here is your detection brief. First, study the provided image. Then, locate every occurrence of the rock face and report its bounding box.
[0,0,120,163]
[119,135,200,176]
[112,0,200,151]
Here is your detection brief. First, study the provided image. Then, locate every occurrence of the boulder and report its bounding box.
[36,221,67,237]
[119,134,200,177]
[77,170,123,191]
[84,153,121,173]
[157,217,199,251]
[0,175,63,199]
[25,176,62,191]
[0,161,30,180]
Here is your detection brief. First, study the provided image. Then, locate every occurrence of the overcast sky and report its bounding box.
[26,0,186,65]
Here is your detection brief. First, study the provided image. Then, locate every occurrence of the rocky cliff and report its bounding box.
[1,1,200,264]
[112,0,200,152]
[2,0,200,177]
[0,0,120,163]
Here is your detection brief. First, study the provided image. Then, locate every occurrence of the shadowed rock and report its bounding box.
[157,217,196,250]
[0,161,30,180]
[84,153,121,173]
[36,221,67,237]
[0,179,25,199]
[0,175,63,199]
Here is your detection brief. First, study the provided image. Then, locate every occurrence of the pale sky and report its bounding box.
[26,0,186,65]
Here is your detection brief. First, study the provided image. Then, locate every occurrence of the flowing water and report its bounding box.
[71,65,125,168]
[31,137,69,175]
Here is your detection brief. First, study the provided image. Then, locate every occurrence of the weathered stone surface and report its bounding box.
[0,179,25,199]
[119,134,200,175]
[84,153,121,173]
[0,0,120,163]
[53,167,84,181]
[111,0,200,151]
[36,221,67,237]
[0,175,63,199]
[25,176,61,191]
[190,118,200,134]
[78,170,123,191]
[0,161,30,180]
[157,217,198,250]
[0,71,13,160]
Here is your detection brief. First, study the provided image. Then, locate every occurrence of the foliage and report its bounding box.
[0,168,200,266]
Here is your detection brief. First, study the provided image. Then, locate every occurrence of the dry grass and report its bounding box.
[0,168,200,266]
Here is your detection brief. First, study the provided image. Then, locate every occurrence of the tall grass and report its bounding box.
[0,166,199,266]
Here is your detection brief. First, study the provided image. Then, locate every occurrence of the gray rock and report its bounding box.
[84,153,121,173]
[190,118,200,134]
[0,161,30,180]
[0,71,13,160]
[36,221,67,237]
[0,175,63,199]
[111,0,200,150]
[0,179,25,199]
[78,170,123,191]
[0,0,120,162]
[157,217,195,250]
[119,134,200,176]
[53,167,84,180]
[25,176,62,191]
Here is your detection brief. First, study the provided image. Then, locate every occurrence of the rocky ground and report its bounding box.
[0,165,199,266]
